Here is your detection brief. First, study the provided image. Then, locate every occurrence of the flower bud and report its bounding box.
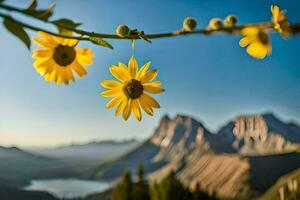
[183,17,197,31]
[224,15,237,27]
[208,18,223,30]
[116,24,130,37]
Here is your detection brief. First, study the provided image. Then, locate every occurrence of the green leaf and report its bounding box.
[3,18,30,49]
[53,18,82,29]
[25,3,55,21]
[26,0,37,10]
[53,18,82,36]
[89,37,113,49]
[0,0,5,4]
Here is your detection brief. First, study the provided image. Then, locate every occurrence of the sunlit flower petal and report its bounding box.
[143,85,165,94]
[239,27,271,59]
[140,69,158,84]
[132,99,142,121]
[271,5,290,37]
[101,80,122,89]
[128,56,138,78]
[109,65,131,82]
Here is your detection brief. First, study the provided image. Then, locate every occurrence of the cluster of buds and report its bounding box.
[116,15,237,38]
[181,15,237,32]
[208,15,238,30]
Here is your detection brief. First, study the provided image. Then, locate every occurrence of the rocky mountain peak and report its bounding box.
[233,115,269,141]
[150,114,210,148]
[218,113,300,155]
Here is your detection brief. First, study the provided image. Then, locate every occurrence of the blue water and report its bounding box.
[24,178,111,199]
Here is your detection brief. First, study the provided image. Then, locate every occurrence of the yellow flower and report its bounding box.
[271,5,290,37]
[32,32,94,85]
[101,56,165,121]
[239,27,272,59]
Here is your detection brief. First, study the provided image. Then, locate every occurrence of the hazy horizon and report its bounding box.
[1,0,300,148]
[1,110,299,149]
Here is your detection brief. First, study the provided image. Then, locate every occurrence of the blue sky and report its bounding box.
[0,0,299,147]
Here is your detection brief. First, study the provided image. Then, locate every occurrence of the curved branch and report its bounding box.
[1,3,300,40]
[0,13,90,41]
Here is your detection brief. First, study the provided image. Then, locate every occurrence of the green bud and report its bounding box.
[183,17,197,31]
[224,15,237,27]
[208,18,223,30]
[116,24,130,37]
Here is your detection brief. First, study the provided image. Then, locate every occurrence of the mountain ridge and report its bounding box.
[89,112,300,199]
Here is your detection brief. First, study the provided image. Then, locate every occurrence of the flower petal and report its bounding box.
[239,37,252,47]
[32,49,53,59]
[128,56,138,78]
[101,80,122,89]
[106,95,124,109]
[140,69,158,84]
[101,88,122,98]
[33,58,52,69]
[241,27,259,36]
[143,85,165,94]
[32,37,55,49]
[132,99,142,121]
[115,97,127,116]
[59,68,69,85]
[145,81,162,87]
[246,41,270,59]
[140,93,160,108]
[39,31,57,42]
[137,61,151,80]
[139,98,153,116]
[66,67,75,82]
[71,61,87,78]
[109,65,131,82]
[122,99,132,120]
[271,5,279,23]
[76,48,94,66]
[66,39,78,47]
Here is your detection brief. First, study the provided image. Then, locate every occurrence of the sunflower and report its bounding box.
[101,56,165,121]
[239,27,272,59]
[271,5,290,37]
[32,31,94,85]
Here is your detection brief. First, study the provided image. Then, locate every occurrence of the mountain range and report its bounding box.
[86,113,300,199]
[0,112,299,199]
[29,139,138,163]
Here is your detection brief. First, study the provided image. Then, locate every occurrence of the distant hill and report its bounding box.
[86,113,300,199]
[0,139,138,189]
[30,139,138,163]
[0,146,60,187]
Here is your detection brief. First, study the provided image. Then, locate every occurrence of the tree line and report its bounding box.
[110,165,218,200]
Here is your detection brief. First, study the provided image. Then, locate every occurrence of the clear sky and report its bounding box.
[0,0,299,148]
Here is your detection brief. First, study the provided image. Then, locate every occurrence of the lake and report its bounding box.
[24,178,111,199]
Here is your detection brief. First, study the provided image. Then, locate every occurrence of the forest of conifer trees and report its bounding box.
[110,166,217,200]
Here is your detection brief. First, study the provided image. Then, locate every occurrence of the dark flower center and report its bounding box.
[123,79,143,99]
[258,31,269,45]
[54,45,76,66]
